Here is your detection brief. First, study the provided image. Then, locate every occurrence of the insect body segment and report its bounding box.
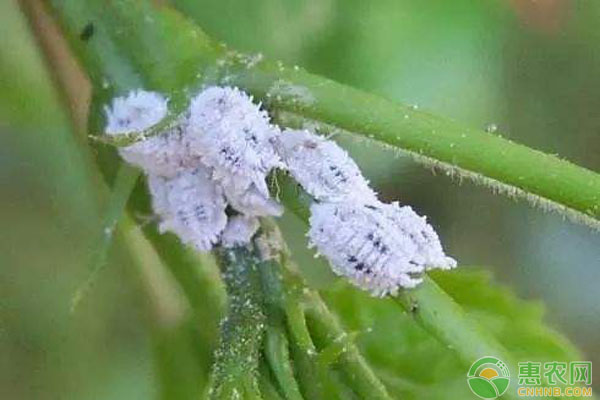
[188,86,283,196]
[104,90,168,135]
[148,167,227,252]
[117,121,201,178]
[309,202,452,296]
[276,129,377,202]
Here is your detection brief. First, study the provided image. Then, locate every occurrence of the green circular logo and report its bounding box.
[467,356,510,399]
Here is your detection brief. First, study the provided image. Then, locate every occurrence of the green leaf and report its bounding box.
[431,269,580,362]
[322,268,580,400]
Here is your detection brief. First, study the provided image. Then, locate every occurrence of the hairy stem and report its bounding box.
[258,220,392,399]
[210,246,267,399]
[46,0,600,228]
[169,0,599,229]
[258,253,304,400]
[303,290,393,400]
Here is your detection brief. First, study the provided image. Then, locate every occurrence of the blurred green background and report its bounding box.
[1,0,599,398]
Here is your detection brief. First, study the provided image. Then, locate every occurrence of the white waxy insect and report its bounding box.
[104,90,168,135]
[187,86,283,196]
[147,166,227,252]
[104,90,201,178]
[117,120,205,178]
[379,201,456,271]
[308,201,456,297]
[221,216,260,248]
[275,129,377,202]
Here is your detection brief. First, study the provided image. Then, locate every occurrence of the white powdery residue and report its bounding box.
[276,129,377,202]
[267,79,315,106]
[308,201,455,297]
[187,86,283,196]
[147,166,227,252]
[104,90,168,135]
[221,216,260,248]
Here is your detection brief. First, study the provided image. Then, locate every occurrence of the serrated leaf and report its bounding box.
[322,268,580,399]
[431,269,580,362]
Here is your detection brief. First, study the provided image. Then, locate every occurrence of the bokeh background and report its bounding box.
[1,0,599,398]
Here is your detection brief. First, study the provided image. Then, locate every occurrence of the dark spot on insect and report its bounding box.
[348,255,357,263]
[80,23,94,42]
[407,272,422,279]
[117,118,131,127]
[365,268,372,274]
[366,233,374,241]
[304,140,318,149]
[177,210,189,225]
[354,263,365,271]
[364,204,377,210]
[194,205,206,220]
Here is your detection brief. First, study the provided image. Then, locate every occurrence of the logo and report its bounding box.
[467,356,511,399]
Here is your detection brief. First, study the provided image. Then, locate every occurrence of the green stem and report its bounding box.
[396,276,509,365]
[317,331,360,367]
[263,325,304,400]
[303,291,393,400]
[258,221,390,399]
[258,359,285,400]
[255,231,318,400]
[49,0,600,228]
[183,0,596,228]
[209,246,266,399]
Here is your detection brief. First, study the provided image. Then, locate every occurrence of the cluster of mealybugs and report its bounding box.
[105,86,456,295]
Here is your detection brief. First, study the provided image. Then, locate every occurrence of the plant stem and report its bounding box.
[210,246,267,399]
[264,325,304,400]
[396,276,509,364]
[303,291,393,400]
[257,220,392,399]
[48,0,600,228]
[183,0,598,228]
[258,359,285,400]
